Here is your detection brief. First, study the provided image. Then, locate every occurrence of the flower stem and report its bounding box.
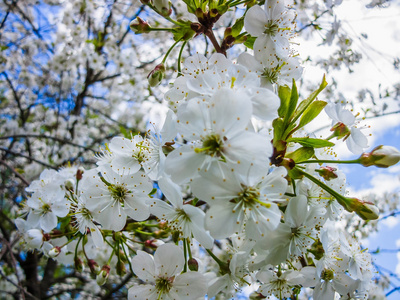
[297,158,361,165]
[206,249,228,273]
[183,239,188,273]
[177,41,187,75]
[162,39,182,64]
[295,167,350,211]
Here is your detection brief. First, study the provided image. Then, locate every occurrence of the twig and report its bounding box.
[0,159,30,186]
[0,147,56,169]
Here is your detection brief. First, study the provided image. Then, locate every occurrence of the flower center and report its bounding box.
[133,140,149,163]
[41,202,52,214]
[155,276,174,294]
[108,184,128,204]
[321,268,334,281]
[237,185,260,204]
[195,134,225,158]
[262,67,279,84]
[264,20,280,36]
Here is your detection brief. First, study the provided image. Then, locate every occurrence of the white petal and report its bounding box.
[131,250,157,283]
[182,205,214,249]
[313,281,335,300]
[40,212,58,232]
[154,244,184,277]
[128,285,157,300]
[244,5,268,36]
[209,88,252,139]
[205,202,242,239]
[158,176,183,208]
[173,272,208,299]
[164,145,206,184]
[284,195,308,228]
[249,87,280,120]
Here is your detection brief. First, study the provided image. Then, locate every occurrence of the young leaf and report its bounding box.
[231,17,244,37]
[284,79,298,125]
[278,85,291,118]
[243,36,256,49]
[291,75,328,125]
[297,100,327,129]
[286,147,315,162]
[273,118,285,143]
[287,137,335,148]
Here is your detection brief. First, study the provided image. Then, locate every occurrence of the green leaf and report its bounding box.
[243,35,256,49]
[288,168,304,180]
[287,137,335,148]
[278,85,291,118]
[286,147,315,162]
[119,125,131,139]
[291,75,328,125]
[231,17,244,37]
[272,118,285,143]
[172,21,195,41]
[285,79,299,125]
[297,100,327,129]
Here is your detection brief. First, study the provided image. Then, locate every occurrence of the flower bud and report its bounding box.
[154,0,172,16]
[356,201,380,220]
[96,265,110,286]
[188,258,199,271]
[145,239,163,249]
[64,179,75,191]
[316,166,338,181]
[116,260,127,276]
[344,197,379,220]
[360,145,400,168]
[48,246,61,258]
[74,257,84,272]
[130,17,151,34]
[76,167,85,180]
[147,63,165,87]
[88,259,100,274]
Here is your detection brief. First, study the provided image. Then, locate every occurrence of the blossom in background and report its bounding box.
[238,52,303,90]
[325,102,369,154]
[244,0,296,58]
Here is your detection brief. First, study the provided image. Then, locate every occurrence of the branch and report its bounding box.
[0,159,30,186]
[296,7,333,33]
[117,5,145,46]
[0,134,97,153]
[101,273,134,300]
[378,210,400,222]
[0,147,56,169]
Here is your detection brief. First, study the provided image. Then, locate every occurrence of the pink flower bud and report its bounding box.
[188,258,199,271]
[88,259,99,274]
[75,257,84,272]
[130,17,151,34]
[147,63,165,87]
[154,0,172,16]
[317,166,338,180]
[48,246,61,258]
[96,265,110,286]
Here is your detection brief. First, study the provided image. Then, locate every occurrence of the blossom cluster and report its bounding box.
[14,0,400,299]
